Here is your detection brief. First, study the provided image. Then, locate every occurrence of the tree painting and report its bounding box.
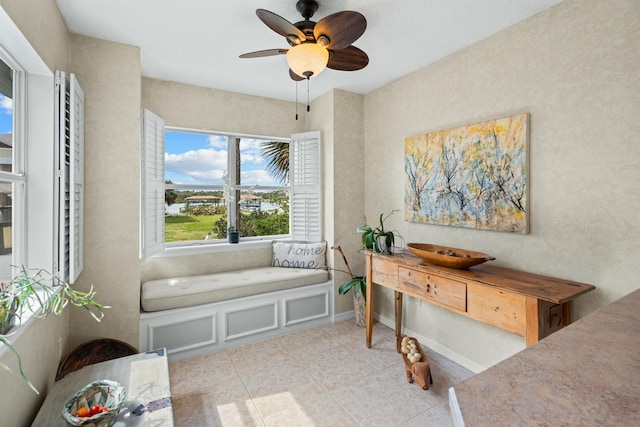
[404,114,528,233]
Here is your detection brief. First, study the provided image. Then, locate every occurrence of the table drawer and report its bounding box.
[372,257,398,287]
[398,267,467,312]
[467,282,526,336]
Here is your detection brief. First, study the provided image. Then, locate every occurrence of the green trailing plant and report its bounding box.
[357,210,401,254]
[0,266,109,394]
[331,245,366,300]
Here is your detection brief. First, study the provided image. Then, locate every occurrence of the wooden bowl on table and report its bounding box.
[407,243,495,269]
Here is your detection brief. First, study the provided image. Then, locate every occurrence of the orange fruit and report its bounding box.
[75,407,90,417]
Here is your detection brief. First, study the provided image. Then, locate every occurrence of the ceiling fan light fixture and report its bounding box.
[286,43,329,78]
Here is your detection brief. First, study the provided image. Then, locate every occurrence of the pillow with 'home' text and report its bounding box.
[272,241,327,269]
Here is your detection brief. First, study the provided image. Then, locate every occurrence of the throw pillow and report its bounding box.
[272,241,327,269]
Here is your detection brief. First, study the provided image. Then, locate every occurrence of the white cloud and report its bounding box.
[241,169,280,186]
[242,138,263,151]
[240,138,270,165]
[0,95,12,115]
[208,134,227,149]
[240,152,259,163]
[165,148,227,184]
[164,136,286,186]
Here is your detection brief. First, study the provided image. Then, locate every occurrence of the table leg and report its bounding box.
[525,297,541,347]
[395,291,403,338]
[365,253,374,348]
[561,301,572,327]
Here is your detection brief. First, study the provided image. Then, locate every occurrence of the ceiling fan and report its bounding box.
[239,0,369,81]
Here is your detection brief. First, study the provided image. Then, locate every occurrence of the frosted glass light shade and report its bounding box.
[286,43,329,78]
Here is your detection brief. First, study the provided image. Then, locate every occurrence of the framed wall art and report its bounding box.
[404,113,528,233]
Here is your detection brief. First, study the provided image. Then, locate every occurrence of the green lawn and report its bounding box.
[165,215,220,241]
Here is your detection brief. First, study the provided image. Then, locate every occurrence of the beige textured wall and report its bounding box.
[0,0,68,72]
[306,90,335,295]
[362,0,640,370]
[142,77,304,137]
[313,90,367,314]
[141,248,274,283]
[1,313,68,426]
[67,35,142,351]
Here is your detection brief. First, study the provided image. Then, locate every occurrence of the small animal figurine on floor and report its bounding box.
[397,335,433,390]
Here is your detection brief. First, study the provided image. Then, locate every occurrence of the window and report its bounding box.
[163,130,291,244]
[0,54,24,282]
[141,109,321,257]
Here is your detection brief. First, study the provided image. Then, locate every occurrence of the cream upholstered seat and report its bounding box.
[141,266,328,312]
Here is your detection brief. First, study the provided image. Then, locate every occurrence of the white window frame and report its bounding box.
[141,109,322,258]
[0,49,26,272]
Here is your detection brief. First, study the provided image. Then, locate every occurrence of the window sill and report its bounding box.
[0,302,43,359]
[152,236,292,258]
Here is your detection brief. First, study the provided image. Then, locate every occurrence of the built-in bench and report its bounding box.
[139,242,334,362]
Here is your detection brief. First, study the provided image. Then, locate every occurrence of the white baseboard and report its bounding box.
[333,310,355,323]
[373,313,487,374]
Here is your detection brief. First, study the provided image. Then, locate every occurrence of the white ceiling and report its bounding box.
[55,0,563,103]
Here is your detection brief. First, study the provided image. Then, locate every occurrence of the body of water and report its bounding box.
[165,202,281,214]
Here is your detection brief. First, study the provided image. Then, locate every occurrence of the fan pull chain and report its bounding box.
[295,81,298,120]
[306,77,310,112]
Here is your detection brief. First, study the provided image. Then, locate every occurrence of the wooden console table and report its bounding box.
[364,251,595,347]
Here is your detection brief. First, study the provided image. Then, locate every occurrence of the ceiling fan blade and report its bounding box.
[327,45,369,71]
[289,69,305,81]
[256,9,306,44]
[314,11,366,50]
[239,49,288,59]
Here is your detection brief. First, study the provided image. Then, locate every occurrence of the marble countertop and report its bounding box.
[449,288,640,426]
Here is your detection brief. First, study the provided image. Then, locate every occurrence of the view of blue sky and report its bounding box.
[165,131,284,187]
[0,94,11,134]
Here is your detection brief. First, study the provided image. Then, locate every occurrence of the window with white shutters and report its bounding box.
[140,111,322,256]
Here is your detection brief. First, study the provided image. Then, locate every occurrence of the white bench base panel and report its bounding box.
[139,280,334,362]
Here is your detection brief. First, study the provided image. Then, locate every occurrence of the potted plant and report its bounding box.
[331,246,367,327]
[357,210,401,254]
[228,225,240,243]
[0,266,109,394]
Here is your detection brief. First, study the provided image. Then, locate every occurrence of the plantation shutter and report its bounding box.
[141,109,165,258]
[68,73,84,283]
[290,131,321,241]
[54,71,84,284]
[54,71,69,281]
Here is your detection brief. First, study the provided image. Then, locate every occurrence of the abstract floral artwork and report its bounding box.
[404,113,528,233]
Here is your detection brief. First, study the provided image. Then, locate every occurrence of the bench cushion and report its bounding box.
[141,266,329,312]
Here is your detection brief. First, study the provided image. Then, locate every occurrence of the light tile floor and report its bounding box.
[169,319,474,426]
